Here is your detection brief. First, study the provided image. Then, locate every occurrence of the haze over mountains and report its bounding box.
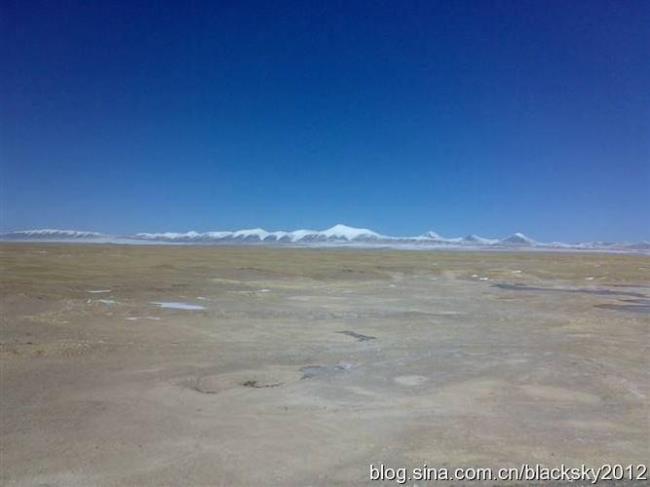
[2,225,649,253]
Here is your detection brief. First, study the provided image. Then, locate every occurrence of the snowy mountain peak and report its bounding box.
[232,228,271,239]
[463,234,498,244]
[320,224,381,240]
[2,229,105,239]
[423,231,442,240]
[501,232,535,245]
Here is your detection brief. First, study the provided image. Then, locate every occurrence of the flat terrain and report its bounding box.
[1,245,648,486]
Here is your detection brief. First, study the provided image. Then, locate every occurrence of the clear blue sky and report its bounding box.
[2,1,648,241]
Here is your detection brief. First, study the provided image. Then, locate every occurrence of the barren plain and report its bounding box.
[1,245,648,486]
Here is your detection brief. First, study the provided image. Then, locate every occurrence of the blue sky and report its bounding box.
[2,1,648,242]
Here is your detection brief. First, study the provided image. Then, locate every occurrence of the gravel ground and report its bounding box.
[1,245,648,486]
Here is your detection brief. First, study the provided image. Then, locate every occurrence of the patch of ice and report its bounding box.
[479,277,489,281]
[97,299,116,305]
[258,289,270,293]
[585,277,595,281]
[88,289,111,293]
[151,301,205,311]
[511,270,522,274]
[196,296,208,300]
[126,317,139,321]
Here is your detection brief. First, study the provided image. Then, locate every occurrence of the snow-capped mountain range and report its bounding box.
[1,224,648,253]
[2,229,106,239]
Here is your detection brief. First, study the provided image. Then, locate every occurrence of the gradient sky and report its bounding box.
[2,1,648,242]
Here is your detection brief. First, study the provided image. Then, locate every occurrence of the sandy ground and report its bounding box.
[1,244,648,486]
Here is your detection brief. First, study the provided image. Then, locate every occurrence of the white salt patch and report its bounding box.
[479,277,489,281]
[146,316,161,320]
[88,289,111,293]
[151,301,205,311]
[511,270,522,274]
[97,299,116,305]
[585,276,595,281]
[196,296,208,300]
[259,289,270,293]
[126,317,139,321]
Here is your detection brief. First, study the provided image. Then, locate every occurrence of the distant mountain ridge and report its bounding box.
[1,224,648,253]
[3,229,105,239]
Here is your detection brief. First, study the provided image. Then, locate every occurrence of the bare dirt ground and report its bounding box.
[1,244,648,486]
